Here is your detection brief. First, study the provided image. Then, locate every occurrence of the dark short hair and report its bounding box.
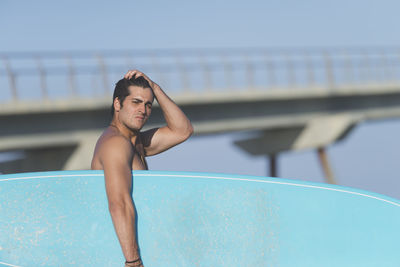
[111,76,152,116]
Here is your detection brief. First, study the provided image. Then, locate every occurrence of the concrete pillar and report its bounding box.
[269,154,277,177]
[317,147,336,184]
[0,145,77,174]
[0,131,102,173]
[234,114,356,181]
[62,134,99,170]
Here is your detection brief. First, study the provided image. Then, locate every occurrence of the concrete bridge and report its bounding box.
[1,47,400,180]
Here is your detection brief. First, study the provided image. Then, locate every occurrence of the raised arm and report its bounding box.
[125,70,194,156]
[100,136,143,266]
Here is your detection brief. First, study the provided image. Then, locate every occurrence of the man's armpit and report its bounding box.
[140,128,159,154]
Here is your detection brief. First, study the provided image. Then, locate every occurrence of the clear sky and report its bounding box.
[1,0,400,198]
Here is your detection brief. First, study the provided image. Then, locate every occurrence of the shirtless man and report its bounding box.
[91,70,193,267]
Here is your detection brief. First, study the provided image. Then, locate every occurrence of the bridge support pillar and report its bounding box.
[0,131,101,174]
[62,134,99,170]
[317,147,336,184]
[0,145,77,174]
[268,154,278,177]
[234,114,356,183]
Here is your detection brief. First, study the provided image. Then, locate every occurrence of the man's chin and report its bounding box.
[127,120,147,132]
[128,124,144,133]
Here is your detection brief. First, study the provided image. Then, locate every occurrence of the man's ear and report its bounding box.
[113,97,121,112]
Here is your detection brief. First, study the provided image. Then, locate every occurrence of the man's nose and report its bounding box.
[139,104,146,114]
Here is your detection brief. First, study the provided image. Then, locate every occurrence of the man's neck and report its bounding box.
[110,120,139,143]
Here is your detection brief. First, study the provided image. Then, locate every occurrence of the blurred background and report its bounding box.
[1,0,399,199]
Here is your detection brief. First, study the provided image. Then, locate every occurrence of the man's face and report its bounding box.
[117,85,154,132]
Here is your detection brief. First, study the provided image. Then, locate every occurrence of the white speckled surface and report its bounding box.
[1,170,400,267]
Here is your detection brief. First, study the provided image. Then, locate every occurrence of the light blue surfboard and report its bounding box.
[1,170,399,267]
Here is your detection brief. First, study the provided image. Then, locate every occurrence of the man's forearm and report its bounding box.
[109,199,140,262]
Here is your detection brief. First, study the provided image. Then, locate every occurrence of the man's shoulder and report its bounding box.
[91,131,134,169]
[96,132,133,155]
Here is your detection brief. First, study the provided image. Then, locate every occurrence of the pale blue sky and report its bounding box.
[2,0,400,50]
[1,0,400,198]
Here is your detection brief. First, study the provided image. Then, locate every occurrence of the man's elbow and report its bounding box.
[175,123,194,143]
[170,122,194,143]
[187,122,194,137]
[183,122,194,140]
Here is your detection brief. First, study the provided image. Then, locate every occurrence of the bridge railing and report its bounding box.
[1,47,400,103]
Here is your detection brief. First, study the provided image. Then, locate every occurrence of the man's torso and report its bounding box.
[91,127,148,171]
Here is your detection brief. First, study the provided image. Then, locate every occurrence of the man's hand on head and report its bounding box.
[124,70,161,91]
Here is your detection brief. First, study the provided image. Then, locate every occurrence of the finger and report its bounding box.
[133,70,142,78]
[131,70,140,79]
[137,71,151,82]
[124,71,132,79]
[125,70,136,79]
